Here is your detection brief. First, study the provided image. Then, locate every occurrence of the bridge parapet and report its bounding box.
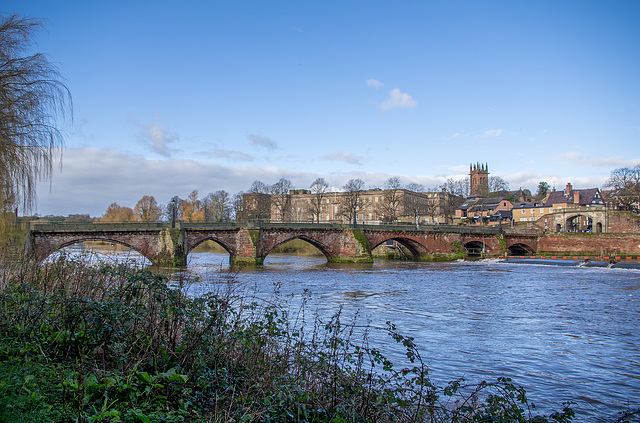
[29,221,171,232]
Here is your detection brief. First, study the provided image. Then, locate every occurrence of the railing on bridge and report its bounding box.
[28,220,543,236]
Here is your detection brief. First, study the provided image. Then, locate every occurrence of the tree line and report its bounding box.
[96,190,235,223]
[96,176,464,224]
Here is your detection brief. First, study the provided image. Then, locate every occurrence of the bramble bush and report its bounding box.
[0,254,582,422]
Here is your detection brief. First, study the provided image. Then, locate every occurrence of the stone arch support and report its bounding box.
[260,228,372,263]
[504,236,538,256]
[184,228,259,266]
[28,230,166,264]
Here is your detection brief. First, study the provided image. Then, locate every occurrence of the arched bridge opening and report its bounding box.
[263,235,333,264]
[464,241,486,258]
[186,239,233,266]
[369,237,429,261]
[41,238,153,265]
[507,243,535,256]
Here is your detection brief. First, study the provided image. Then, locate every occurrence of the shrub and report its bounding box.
[0,254,575,422]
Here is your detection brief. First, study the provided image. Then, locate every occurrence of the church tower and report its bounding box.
[469,163,489,197]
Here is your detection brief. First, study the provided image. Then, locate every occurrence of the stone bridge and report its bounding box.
[25,222,640,266]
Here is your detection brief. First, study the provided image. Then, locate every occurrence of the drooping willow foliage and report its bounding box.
[0,14,71,215]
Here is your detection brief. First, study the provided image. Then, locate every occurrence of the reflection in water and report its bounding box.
[51,246,639,421]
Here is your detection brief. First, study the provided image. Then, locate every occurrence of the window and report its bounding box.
[522,209,525,214]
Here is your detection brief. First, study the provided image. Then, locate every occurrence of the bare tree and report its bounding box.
[203,190,231,222]
[231,192,244,222]
[604,165,640,213]
[248,180,270,194]
[439,183,465,223]
[489,176,510,193]
[0,14,72,213]
[341,178,365,226]
[425,195,440,224]
[308,177,329,222]
[381,177,402,223]
[440,177,469,198]
[270,178,293,222]
[405,182,424,193]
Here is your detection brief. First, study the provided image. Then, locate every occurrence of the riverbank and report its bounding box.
[0,255,581,422]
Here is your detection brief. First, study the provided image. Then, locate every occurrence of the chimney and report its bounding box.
[574,191,580,204]
[565,183,572,196]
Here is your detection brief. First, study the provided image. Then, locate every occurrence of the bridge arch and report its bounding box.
[39,237,154,264]
[464,240,486,257]
[262,234,335,262]
[368,236,430,260]
[507,243,535,256]
[186,237,233,256]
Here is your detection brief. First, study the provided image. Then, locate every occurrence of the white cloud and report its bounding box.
[505,171,607,192]
[322,151,370,165]
[380,88,417,112]
[35,147,617,219]
[202,149,255,162]
[481,129,504,137]
[37,148,426,217]
[560,151,640,168]
[35,148,312,217]
[366,78,383,88]
[447,164,471,175]
[136,120,179,157]
[247,133,278,150]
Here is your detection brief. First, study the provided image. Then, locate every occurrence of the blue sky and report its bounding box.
[4,1,640,216]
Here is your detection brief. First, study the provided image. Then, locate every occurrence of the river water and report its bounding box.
[58,246,640,421]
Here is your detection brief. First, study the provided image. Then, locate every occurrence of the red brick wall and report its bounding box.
[538,233,640,255]
[608,212,640,234]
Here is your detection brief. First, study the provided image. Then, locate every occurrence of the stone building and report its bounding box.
[469,163,489,197]
[242,188,456,225]
[512,183,606,232]
[455,197,514,225]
